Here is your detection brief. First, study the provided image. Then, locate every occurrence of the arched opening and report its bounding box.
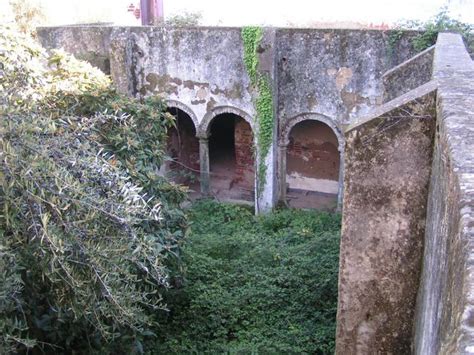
[208,113,255,202]
[165,107,200,191]
[286,120,340,209]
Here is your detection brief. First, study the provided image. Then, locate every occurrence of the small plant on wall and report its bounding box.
[241,27,274,198]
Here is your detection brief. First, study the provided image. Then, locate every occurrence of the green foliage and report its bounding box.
[410,9,473,52]
[1,26,187,353]
[390,8,474,54]
[241,27,274,196]
[241,27,262,87]
[154,200,341,354]
[164,11,202,27]
[8,0,45,35]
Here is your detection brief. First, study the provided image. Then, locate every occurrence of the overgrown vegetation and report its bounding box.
[389,8,474,55]
[1,25,341,354]
[0,26,187,353]
[241,27,274,197]
[155,201,341,354]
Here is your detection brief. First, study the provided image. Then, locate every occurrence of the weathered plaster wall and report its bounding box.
[37,26,113,74]
[36,25,419,213]
[336,81,437,354]
[123,27,255,126]
[276,29,419,127]
[37,26,419,130]
[382,45,434,103]
[413,33,474,355]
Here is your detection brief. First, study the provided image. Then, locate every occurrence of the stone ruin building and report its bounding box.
[38,25,474,354]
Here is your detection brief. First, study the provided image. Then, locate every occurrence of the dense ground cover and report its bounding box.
[155,201,341,354]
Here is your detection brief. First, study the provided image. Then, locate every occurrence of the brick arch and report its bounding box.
[280,112,344,151]
[166,100,199,132]
[198,106,255,139]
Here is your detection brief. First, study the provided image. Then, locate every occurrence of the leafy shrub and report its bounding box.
[1,26,187,353]
[8,0,45,35]
[393,8,474,53]
[154,200,341,354]
[164,11,202,27]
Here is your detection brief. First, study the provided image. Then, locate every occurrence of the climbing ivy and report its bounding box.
[241,27,274,197]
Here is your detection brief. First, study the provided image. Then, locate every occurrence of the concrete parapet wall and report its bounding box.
[414,33,474,355]
[336,81,437,354]
[382,45,434,103]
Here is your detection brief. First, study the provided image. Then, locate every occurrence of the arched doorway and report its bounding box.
[208,113,255,202]
[285,120,340,209]
[165,107,200,191]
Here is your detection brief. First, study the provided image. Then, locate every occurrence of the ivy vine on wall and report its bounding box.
[241,27,274,197]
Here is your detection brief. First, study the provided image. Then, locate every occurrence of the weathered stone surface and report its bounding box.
[36,26,421,212]
[276,29,419,126]
[37,26,113,74]
[413,33,474,355]
[382,45,434,103]
[336,81,437,354]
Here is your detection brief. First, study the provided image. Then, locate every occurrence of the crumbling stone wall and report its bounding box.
[336,81,437,354]
[37,25,419,212]
[337,33,474,354]
[413,33,474,355]
[276,29,417,126]
[382,45,434,103]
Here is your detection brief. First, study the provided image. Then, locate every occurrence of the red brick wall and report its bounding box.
[234,118,254,188]
[287,120,339,181]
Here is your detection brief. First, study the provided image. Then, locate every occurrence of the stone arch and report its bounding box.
[196,106,256,203]
[166,100,199,132]
[198,106,255,139]
[163,102,200,188]
[280,112,344,152]
[279,112,345,210]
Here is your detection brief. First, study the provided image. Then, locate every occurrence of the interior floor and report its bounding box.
[208,114,255,203]
[286,188,338,211]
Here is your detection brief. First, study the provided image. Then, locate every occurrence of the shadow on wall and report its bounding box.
[208,113,255,203]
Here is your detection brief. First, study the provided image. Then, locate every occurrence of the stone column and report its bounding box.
[337,142,344,211]
[198,137,210,195]
[278,142,288,204]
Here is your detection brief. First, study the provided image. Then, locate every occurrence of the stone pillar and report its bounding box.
[198,137,210,195]
[254,28,278,214]
[278,142,288,204]
[337,142,344,212]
